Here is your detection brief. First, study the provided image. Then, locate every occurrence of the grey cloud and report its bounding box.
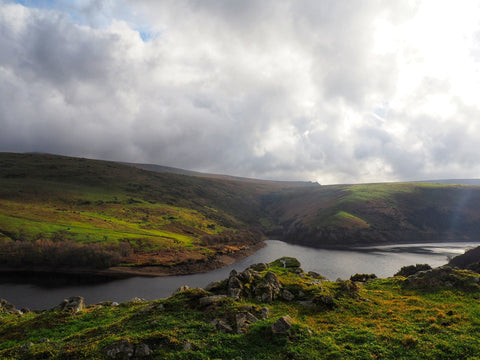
[1,1,480,184]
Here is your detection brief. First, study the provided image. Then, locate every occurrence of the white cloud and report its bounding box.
[1,0,480,184]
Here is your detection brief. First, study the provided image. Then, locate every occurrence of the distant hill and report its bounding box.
[2,152,480,272]
[416,179,480,186]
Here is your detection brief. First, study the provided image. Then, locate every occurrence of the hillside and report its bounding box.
[1,258,480,359]
[2,152,480,274]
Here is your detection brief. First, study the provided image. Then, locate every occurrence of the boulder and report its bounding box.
[235,312,259,334]
[281,289,295,301]
[199,295,227,307]
[270,257,301,269]
[173,285,190,294]
[204,279,225,292]
[0,299,21,315]
[103,339,135,359]
[55,296,85,313]
[271,315,293,335]
[248,263,268,272]
[211,318,233,333]
[134,343,152,357]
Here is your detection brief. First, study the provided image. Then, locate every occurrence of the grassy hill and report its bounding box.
[1,152,480,272]
[1,258,480,359]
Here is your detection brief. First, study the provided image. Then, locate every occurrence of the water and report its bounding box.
[0,240,477,310]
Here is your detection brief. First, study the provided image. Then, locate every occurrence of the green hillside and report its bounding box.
[2,258,480,359]
[1,152,480,273]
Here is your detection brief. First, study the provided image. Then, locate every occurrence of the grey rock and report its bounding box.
[183,342,192,351]
[135,343,152,357]
[0,299,19,314]
[204,279,225,292]
[271,315,293,334]
[228,276,243,289]
[199,295,226,307]
[248,263,268,272]
[260,307,270,319]
[229,269,238,277]
[173,285,190,294]
[211,318,233,333]
[228,288,242,299]
[282,289,295,301]
[111,302,119,307]
[103,339,135,359]
[235,312,260,334]
[55,296,85,313]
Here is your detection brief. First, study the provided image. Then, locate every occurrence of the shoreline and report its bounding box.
[0,241,266,279]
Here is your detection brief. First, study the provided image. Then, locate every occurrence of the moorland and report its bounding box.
[2,152,480,276]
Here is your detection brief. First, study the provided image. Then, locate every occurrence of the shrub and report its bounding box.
[394,264,432,277]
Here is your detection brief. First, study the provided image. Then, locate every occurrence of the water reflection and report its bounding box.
[0,240,477,310]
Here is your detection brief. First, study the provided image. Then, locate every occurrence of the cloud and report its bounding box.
[1,0,480,184]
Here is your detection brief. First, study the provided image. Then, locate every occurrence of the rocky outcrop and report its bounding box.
[404,266,480,291]
[271,315,293,334]
[102,339,152,359]
[0,299,23,315]
[53,296,85,313]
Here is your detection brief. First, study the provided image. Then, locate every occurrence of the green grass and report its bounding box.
[2,263,480,359]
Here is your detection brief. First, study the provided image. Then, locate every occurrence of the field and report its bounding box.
[1,259,480,359]
[2,152,480,272]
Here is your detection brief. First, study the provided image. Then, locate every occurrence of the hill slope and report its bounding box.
[2,152,480,273]
[1,258,480,359]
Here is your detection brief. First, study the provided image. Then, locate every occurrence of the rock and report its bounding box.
[307,271,325,280]
[314,294,335,308]
[39,338,50,343]
[228,276,243,289]
[235,312,260,334]
[350,273,377,282]
[229,269,238,277]
[173,285,190,294]
[134,343,151,357]
[265,271,282,292]
[103,339,135,359]
[0,299,19,314]
[271,315,293,335]
[111,302,119,307]
[228,288,242,299]
[204,279,225,292]
[248,263,268,272]
[211,318,233,333]
[130,297,146,302]
[270,257,301,269]
[20,342,34,353]
[183,342,192,351]
[55,296,85,313]
[298,300,315,308]
[260,307,270,319]
[237,269,255,283]
[281,289,295,301]
[199,295,226,307]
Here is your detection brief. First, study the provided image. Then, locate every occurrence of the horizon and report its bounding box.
[1,1,480,184]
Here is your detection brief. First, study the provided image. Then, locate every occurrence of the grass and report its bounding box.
[2,262,480,359]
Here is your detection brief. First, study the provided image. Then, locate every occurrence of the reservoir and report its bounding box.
[0,240,477,310]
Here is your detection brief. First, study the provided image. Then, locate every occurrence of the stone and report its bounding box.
[111,302,119,307]
[173,285,190,294]
[307,271,325,280]
[211,318,233,333]
[204,280,225,292]
[0,299,19,314]
[199,295,226,307]
[270,257,301,269]
[260,307,270,319]
[237,269,254,283]
[229,269,238,277]
[55,296,85,313]
[228,276,243,289]
[248,263,268,272]
[271,315,293,335]
[135,343,152,357]
[103,339,135,359]
[265,271,282,292]
[183,342,192,351]
[281,289,295,301]
[228,288,242,299]
[235,312,260,334]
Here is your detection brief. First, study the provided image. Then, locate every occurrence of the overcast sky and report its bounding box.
[1,0,480,184]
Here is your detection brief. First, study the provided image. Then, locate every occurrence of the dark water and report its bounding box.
[0,240,476,310]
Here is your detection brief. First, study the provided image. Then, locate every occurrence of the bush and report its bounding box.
[394,264,432,277]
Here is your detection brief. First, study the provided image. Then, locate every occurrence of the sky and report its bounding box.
[1,0,480,184]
